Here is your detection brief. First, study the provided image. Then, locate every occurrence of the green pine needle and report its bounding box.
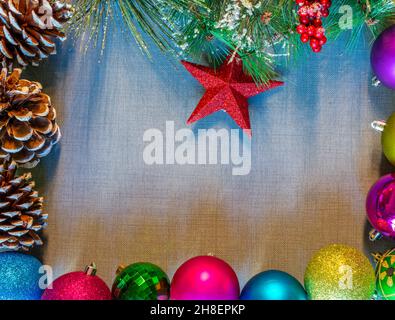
[326,0,395,46]
[70,0,208,57]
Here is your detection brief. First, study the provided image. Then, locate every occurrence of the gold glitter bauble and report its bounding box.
[304,244,375,300]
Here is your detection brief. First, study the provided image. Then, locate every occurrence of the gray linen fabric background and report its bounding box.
[21,24,395,288]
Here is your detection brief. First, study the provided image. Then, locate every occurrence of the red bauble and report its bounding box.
[181,55,284,136]
[41,264,111,300]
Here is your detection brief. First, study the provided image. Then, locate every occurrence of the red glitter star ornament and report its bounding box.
[181,55,284,136]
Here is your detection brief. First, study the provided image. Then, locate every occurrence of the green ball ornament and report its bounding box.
[374,248,395,300]
[112,262,170,300]
[372,113,395,165]
[304,244,375,300]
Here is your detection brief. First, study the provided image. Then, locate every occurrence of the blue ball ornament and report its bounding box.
[240,270,307,300]
[0,252,43,300]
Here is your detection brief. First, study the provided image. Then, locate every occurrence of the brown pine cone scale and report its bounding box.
[0,0,73,67]
[0,160,46,251]
[0,68,61,166]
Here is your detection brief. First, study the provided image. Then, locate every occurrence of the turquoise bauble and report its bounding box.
[0,252,43,300]
[240,270,307,300]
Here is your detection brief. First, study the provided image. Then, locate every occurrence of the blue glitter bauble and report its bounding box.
[0,252,43,300]
[240,270,307,300]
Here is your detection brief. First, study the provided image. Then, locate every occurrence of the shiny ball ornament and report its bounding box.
[374,248,395,300]
[366,174,395,239]
[371,25,395,89]
[304,244,375,300]
[240,270,307,300]
[373,113,395,166]
[41,263,111,300]
[112,262,170,300]
[0,252,43,300]
[170,256,240,300]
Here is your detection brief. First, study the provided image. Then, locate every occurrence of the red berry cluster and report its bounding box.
[295,0,332,53]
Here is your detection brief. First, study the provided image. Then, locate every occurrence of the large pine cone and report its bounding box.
[0,160,46,251]
[0,0,73,67]
[0,68,61,166]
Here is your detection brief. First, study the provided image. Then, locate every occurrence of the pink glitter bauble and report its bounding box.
[366,174,395,239]
[170,256,239,300]
[41,268,111,300]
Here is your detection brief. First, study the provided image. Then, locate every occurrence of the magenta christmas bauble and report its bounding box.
[170,256,239,300]
[41,263,111,300]
[366,174,395,239]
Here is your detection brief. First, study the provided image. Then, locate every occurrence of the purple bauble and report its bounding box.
[170,256,240,300]
[366,174,395,238]
[371,25,395,89]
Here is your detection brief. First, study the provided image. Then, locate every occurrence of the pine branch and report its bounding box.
[70,0,395,84]
[70,0,208,56]
[175,0,299,83]
[326,0,395,45]
[177,0,395,83]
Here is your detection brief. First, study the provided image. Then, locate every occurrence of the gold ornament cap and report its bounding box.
[84,262,97,276]
[116,264,126,275]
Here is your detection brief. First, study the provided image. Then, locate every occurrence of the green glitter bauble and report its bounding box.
[112,262,170,300]
[304,244,375,300]
[375,248,395,300]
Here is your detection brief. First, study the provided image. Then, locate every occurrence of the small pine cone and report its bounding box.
[0,0,73,67]
[0,68,61,166]
[0,160,46,251]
